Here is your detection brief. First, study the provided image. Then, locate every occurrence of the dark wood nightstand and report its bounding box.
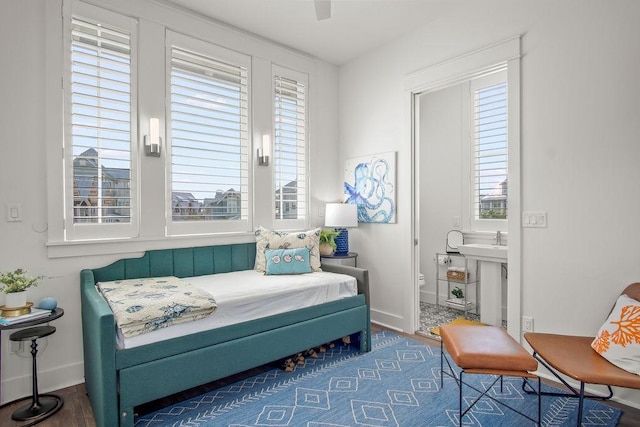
[320,252,358,267]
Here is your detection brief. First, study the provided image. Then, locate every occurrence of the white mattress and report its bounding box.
[116,270,358,349]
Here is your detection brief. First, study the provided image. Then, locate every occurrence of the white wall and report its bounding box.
[418,84,464,305]
[340,0,640,408]
[0,0,339,404]
[339,43,415,329]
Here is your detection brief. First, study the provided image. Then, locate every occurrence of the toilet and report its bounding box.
[419,273,425,287]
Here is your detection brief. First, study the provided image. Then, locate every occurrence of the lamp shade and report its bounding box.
[325,203,358,228]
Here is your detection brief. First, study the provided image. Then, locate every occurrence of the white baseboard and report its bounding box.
[1,361,84,405]
[371,308,404,332]
[371,321,403,333]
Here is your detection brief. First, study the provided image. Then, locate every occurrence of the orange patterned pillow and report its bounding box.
[591,293,640,375]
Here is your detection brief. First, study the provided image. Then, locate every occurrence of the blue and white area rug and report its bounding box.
[135,331,622,426]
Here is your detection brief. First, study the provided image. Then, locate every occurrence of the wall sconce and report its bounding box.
[257,134,270,166]
[144,118,161,157]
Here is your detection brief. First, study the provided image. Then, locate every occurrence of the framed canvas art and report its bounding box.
[343,151,396,223]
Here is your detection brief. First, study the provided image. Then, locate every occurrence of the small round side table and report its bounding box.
[320,252,358,267]
[9,326,64,423]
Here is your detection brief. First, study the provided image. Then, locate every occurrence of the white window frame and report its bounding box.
[463,69,508,233]
[45,1,317,257]
[165,30,252,236]
[272,65,309,230]
[62,1,139,241]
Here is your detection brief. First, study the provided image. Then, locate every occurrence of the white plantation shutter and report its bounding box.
[167,33,250,235]
[472,78,508,221]
[273,67,307,227]
[67,8,138,241]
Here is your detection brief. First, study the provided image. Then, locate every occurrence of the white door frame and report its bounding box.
[403,36,523,340]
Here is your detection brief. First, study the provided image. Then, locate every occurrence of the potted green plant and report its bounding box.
[0,268,41,308]
[451,287,464,299]
[319,229,340,256]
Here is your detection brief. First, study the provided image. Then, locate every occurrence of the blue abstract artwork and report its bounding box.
[343,151,396,223]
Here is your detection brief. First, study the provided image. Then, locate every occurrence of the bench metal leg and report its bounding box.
[440,344,541,426]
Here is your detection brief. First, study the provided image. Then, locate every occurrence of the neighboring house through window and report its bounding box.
[73,148,131,222]
[469,70,508,231]
[66,4,138,241]
[273,66,308,229]
[166,31,250,235]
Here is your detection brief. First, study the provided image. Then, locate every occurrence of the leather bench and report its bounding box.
[440,324,540,426]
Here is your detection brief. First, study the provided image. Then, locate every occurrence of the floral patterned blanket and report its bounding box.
[97,276,218,338]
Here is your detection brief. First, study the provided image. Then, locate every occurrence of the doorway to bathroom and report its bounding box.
[404,36,522,339]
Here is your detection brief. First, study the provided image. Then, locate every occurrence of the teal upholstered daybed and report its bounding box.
[80,242,371,427]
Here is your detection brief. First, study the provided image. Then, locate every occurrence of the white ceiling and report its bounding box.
[159,0,462,65]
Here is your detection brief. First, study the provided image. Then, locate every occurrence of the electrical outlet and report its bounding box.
[522,316,534,332]
[7,203,22,222]
[11,340,23,353]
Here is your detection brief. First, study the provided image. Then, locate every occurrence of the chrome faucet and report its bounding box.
[495,231,502,246]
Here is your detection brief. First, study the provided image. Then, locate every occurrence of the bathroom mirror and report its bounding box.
[446,230,463,253]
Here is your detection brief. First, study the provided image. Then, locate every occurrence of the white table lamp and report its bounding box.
[325,203,358,255]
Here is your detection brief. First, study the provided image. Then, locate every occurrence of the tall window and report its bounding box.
[471,72,508,223]
[273,67,307,227]
[167,32,250,235]
[52,4,317,253]
[66,6,138,241]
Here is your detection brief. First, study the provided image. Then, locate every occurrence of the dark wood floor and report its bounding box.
[1,325,639,426]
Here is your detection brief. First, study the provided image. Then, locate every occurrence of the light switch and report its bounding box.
[7,203,22,222]
[522,211,547,228]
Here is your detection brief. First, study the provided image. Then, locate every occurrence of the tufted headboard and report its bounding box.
[90,243,257,283]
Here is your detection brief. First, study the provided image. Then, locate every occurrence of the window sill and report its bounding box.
[46,232,255,259]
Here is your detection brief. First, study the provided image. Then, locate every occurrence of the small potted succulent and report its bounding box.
[451,287,464,299]
[0,268,42,309]
[319,229,341,256]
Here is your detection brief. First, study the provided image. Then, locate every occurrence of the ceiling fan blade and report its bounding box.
[314,0,331,21]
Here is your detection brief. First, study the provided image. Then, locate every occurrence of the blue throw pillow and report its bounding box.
[265,248,312,275]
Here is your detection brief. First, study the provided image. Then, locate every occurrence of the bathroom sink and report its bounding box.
[458,244,508,327]
[458,244,508,262]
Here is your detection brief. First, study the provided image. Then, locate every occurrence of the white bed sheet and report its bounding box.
[116,270,358,349]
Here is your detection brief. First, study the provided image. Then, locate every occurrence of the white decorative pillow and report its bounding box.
[591,293,640,375]
[254,226,322,272]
